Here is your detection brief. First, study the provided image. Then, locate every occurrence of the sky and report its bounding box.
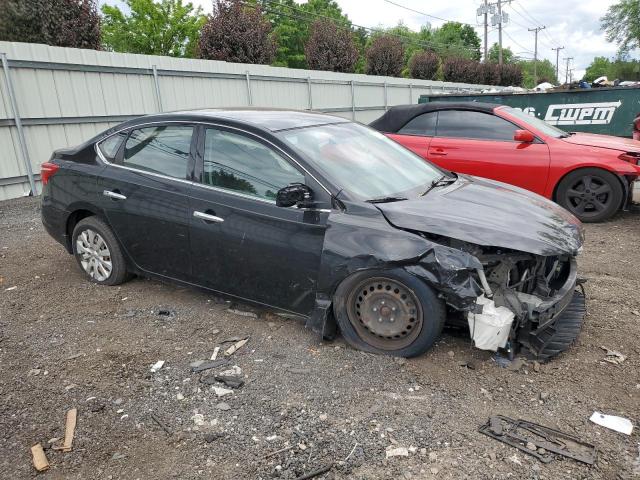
[103,0,631,80]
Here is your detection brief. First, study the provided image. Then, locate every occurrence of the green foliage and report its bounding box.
[101,0,205,57]
[487,43,515,64]
[0,0,101,49]
[601,0,640,55]
[408,51,439,80]
[305,19,358,72]
[432,22,481,61]
[517,59,558,88]
[584,56,612,82]
[585,56,640,82]
[365,34,404,77]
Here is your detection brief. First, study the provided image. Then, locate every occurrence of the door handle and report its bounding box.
[193,211,224,223]
[430,149,448,156]
[103,190,127,200]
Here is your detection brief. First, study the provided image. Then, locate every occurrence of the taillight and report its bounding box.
[40,162,60,185]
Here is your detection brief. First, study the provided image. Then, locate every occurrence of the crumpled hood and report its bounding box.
[561,132,640,152]
[377,176,584,256]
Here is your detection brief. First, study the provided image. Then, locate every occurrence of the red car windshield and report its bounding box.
[503,107,569,139]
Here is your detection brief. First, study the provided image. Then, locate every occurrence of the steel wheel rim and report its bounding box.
[565,174,612,218]
[76,229,112,281]
[347,277,423,351]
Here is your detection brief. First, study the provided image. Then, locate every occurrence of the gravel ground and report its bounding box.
[1,196,639,480]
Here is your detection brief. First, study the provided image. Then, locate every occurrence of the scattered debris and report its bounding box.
[220,336,243,344]
[27,368,41,377]
[4,286,17,291]
[385,446,409,458]
[213,386,233,397]
[215,375,244,389]
[204,432,222,443]
[218,365,242,377]
[601,346,627,365]
[294,464,333,480]
[263,445,294,458]
[191,358,229,373]
[216,402,231,411]
[479,415,597,465]
[30,444,49,472]
[150,413,172,436]
[157,309,175,317]
[458,360,477,370]
[344,442,359,462]
[150,360,165,373]
[533,361,541,373]
[589,411,633,435]
[192,413,206,426]
[226,308,258,318]
[65,352,83,361]
[54,408,78,453]
[210,346,220,360]
[225,338,248,356]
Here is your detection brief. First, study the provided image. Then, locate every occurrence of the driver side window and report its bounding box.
[202,128,305,201]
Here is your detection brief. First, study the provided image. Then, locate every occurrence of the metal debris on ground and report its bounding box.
[150,413,172,436]
[214,374,244,389]
[54,408,78,453]
[30,443,49,471]
[479,415,597,465]
[385,446,409,458]
[600,346,627,365]
[150,360,165,373]
[294,464,333,480]
[191,358,229,373]
[226,308,258,318]
[589,411,633,435]
[156,309,175,317]
[224,338,248,356]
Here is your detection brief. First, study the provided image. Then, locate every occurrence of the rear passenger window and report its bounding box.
[436,110,519,141]
[123,125,193,179]
[202,128,304,201]
[399,112,437,136]
[98,132,125,161]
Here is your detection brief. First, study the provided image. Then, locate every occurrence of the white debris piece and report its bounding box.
[210,346,220,360]
[213,386,233,397]
[385,446,409,458]
[225,338,248,356]
[590,412,633,435]
[218,365,242,377]
[150,360,165,373]
[468,295,515,351]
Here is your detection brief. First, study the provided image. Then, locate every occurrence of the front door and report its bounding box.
[188,126,329,314]
[97,124,195,280]
[427,110,551,194]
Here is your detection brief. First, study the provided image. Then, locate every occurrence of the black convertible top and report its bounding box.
[369,101,500,133]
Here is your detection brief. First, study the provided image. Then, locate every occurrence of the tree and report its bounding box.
[499,64,523,86]
[487,43,515,64]
[0,0,100,49]
[304,19,358,72]
[442,57,482,84]
[432,22,481,61]
[365,35,404,76]
[584,56,612,82]
[101,0,204,57]
[199,0,276,64]
[601,0,640,54]
[518,59,558,88]
[408,51,439,80]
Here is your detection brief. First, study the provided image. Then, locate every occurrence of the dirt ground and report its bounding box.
[0,196,639,480]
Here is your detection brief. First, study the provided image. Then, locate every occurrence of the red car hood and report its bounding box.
[561,132,640,152]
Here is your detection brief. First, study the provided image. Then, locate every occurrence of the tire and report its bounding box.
[333,268,446,358]
[556,168,623,222]
[71,216,129,286]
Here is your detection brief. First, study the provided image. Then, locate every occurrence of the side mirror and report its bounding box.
[514,130,535,143]
[276,183,313,208]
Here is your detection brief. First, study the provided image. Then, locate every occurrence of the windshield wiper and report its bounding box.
[421,175,457,196]
[366,196,408,204]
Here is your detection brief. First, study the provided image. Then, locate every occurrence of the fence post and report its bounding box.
[409,83,413,103]
[1,53,35,196]
[383,81,388,111]
[350,80,356,120]
[307,76,313,111]
[245,71,253,106]
[152,65,163,112]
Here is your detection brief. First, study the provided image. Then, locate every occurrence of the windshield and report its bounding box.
[278,122,444,200]
[504,106,568,138]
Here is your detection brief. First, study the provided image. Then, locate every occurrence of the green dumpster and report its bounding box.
[418,87,640,138]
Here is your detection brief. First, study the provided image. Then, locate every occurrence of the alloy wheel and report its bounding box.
[76,229,113,281]
[347,277,423,350]
[564,174,613,217]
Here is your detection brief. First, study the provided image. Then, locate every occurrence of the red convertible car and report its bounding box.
[371,102,640,222]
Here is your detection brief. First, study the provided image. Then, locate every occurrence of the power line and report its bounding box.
[503,30,533,53]
[383,0,474,26]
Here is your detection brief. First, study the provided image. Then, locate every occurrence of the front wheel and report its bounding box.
[333,269,445,358]
[72,216,129,286]
[556,168,623,222]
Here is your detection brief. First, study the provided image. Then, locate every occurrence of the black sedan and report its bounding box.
[41,109,586,359]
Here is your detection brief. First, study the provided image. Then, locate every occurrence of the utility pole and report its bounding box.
[478,0,511,64]
[564,57,574,85]
[552,46,565,82]
[484,0,488,62]
[497,0,503,65]
[528,26,546,86]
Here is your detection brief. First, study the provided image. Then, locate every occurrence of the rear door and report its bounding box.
[97,123,195,280]
[428,110,551,194]
[386,111,437,159]
[188,125,329,314]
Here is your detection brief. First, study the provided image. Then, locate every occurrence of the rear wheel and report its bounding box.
[333,269,445,357]
[72,217,129,286]
[556,168,623,222]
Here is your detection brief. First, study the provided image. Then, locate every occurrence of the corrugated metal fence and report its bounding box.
[0,41,504,200]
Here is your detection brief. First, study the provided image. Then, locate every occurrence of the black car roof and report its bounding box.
[120,108,350,133]
[369,101,501,133]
